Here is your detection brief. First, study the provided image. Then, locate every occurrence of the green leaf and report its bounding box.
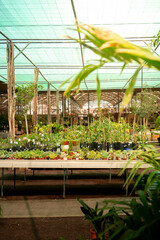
[121,67,141,111]
[63,62,105,96]
[58,75,73,90]
[116,48,160,71]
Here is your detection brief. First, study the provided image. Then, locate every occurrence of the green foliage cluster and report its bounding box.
[155,116,160,129]
[0,118,152,151]
[77,145,160,240]
[78,188,160,240]
[131,89,159,119]
[16,83,36,115]
[59,25,160,111]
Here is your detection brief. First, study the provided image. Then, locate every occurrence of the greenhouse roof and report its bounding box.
[0,0,160,93]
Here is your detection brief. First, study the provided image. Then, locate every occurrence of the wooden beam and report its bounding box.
[56,90,60,124]
[47,82,51,124]
[7,41,15,137]
[32,68,39,127]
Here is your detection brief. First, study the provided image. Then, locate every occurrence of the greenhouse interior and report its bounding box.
[0,1,160,240]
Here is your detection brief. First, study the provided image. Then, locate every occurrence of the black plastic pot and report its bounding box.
[87,142,98,151]
[113,142,123,150]
[158,138,160,144]
[123,143,129,150]
[107,142,114,151]
[80,142,88,149]
[97,142,107,151]
[101,142,107,150]
[131,142,137,149]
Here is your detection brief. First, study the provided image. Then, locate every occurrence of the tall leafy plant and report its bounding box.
[120,145,160,194]
[78,187,160,240]
[16,82,42,135]
[59,25,160,111]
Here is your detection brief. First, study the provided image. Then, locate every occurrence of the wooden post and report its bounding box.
[88,93,90,126]
[7,41,15,138]
[47,82,51,124]
[32,68,39,127]
[62,93,64,125]
[56,90,60,124]
[68,98,70,122]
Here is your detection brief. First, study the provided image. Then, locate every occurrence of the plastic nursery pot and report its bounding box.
[63,141,69,145]
[90,228,97,240]
[107,142,114,152]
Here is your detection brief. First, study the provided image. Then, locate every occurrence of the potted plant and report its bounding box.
[108,149,114,160]
[77,150,85,160]
[115,150,122,160]
[101,151,108,160]
[87,150,96,160]
[95,151,101,160]
[122,150,128,160]
[0,150,9,159]
[49,152,59,160]
[77,198,109,240]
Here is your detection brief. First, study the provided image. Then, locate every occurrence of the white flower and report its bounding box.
[10,140,13,144]
[28,139,30,142]
[14,141,18,144]
[18,138,21,141]
[23,137,27,140]
[42,134,44,137]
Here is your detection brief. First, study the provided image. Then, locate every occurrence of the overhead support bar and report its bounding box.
[14,42,30,60]
[0,31,57,90]
[0,74,7,81]
[0,36,156,44]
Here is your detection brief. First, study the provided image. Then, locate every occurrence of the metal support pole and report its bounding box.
[14,168,16,189]
[63,169,66,198]
[66,168,68,180]
[14,42,30,59]
[24,168,26,181]
[141,68,143,93]
[125,169,129,196]
[1,168,4,197]
[109,168,111,181]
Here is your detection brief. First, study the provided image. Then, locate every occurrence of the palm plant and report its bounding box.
[120,145,160,193]
[59,25,160,111]
[103,187,160,240]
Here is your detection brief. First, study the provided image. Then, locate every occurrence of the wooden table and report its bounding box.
[0,159,150,198]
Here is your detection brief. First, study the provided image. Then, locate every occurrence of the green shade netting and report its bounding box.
[0,0,160,91]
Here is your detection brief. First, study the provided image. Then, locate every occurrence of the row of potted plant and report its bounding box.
[0,118,151,152]
[0,148,144,161]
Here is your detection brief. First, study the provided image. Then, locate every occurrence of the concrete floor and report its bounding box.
[0,196,135,218]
